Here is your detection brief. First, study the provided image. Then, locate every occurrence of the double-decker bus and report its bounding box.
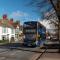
[23,21,46,47]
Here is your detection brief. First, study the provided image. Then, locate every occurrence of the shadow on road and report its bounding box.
[0,43,36,48]
[0,43,60,53]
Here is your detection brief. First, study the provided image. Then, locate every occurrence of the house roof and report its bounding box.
[0,18,20,29]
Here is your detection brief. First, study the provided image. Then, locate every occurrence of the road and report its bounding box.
[0,43,60,60]
[0,48,38,60]
[0,48,60,60]
[39,53,60,60]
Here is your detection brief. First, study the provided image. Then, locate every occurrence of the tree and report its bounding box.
[15,20,20,25]
[26,0,60,52]
[47,0,60,52]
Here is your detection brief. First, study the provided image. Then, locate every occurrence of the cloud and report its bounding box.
[10,10,29,18]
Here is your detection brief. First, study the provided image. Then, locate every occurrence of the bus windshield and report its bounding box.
[23,21,37,34]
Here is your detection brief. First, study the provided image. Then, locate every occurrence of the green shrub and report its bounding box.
[0,40,9,43]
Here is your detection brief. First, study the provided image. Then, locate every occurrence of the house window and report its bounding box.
[11,28,14,34]
[2,27,6,33]
[15,28,19,33]
[15,34,18,38]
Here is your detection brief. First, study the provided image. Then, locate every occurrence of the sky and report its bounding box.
[0,0,53,24]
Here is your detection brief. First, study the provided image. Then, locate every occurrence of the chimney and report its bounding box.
[3,14,7,20]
